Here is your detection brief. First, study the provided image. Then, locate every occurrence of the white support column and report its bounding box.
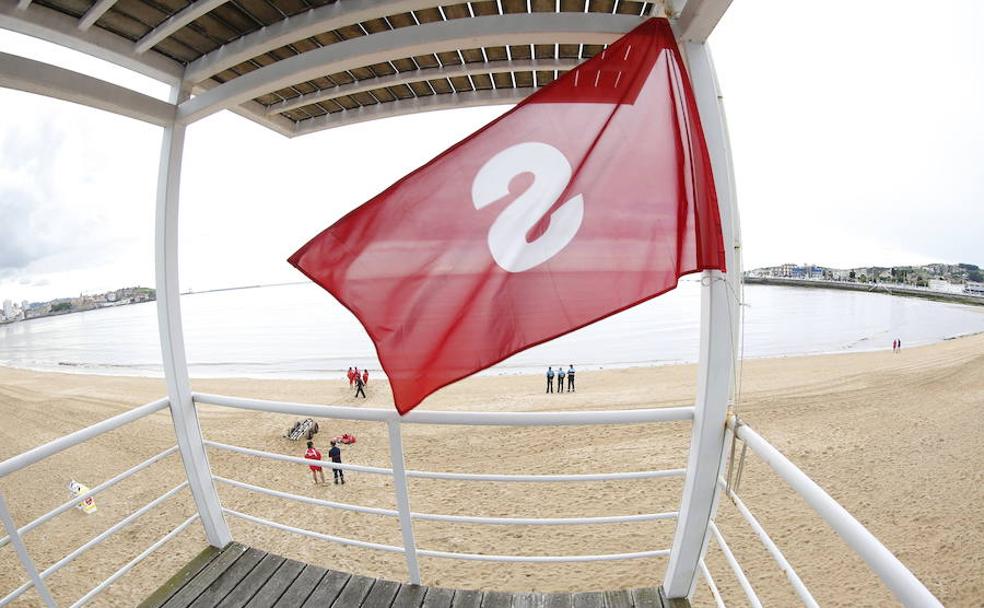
[155,86,231,548]
[663,40,741,599]
[0,492,57,607]
[386,420,421,584]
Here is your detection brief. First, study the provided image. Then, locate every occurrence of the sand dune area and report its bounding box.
[1,334,982,607]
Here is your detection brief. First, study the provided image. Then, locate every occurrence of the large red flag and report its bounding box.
[289,18,725,414]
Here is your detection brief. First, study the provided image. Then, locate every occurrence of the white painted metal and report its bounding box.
[78,0,118,31]
[16,0,32,11]
[293,89,528,136]
[0,492,56,608]
[387,421,421,584]
[213,476,400,518]
[155,86,231,549]
[416,548,671,563]
[405,468,687,482]
[673,0,733,42]
[411,511,678,526]
[193,392,694,425]
[698,560,726,608]
[177,13,643,124]
[0,2,182,84]
[0,398,169,478]
[205,440,395,475]
[709,521,763,608]
[266,58,580,116]
[135,0,228,54]
[0,446,179,550]
[663,36,741,598]
[223,508,407,553]
[0,51,175,125]
[0,482,189,606]
[732,420,945,608]
[725,485,820,607]
[66,513,199,608]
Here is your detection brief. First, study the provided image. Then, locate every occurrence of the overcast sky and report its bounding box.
[1,0,981,303]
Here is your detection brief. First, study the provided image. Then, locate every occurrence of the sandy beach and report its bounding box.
[1,334,982,607]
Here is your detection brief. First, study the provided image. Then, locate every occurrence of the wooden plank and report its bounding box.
[630,588,662,608]
[481,591,513,608]
[301,570,351,608]
[572,592,605,608]
[391,584,428,608]
[216,554,287,608]
[245,559,305,608]
[272,564,327,607]
[603,590,632,608]
[332,573,375,607]
[161,543,250,608]
[189,548,266,608]
[542,594,572,608]
[511,592,542,608]
[656,589,688,608]
[138,545,222,608]
[422,587,455,608]
[362,579,401,608]
[451,590,483,608]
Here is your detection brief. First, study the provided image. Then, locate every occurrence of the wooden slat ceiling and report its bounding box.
[31,0,660,131]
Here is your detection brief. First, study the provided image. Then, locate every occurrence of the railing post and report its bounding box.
[155,85,231,548]
[0,491,57,607]
[387,419,421,584]
[664,38,742,599]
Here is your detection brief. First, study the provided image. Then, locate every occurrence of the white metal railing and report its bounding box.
[0,397,199,608]
[696,416,945,608]
[192,392,690,584]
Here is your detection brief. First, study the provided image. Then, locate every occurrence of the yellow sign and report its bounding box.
[68,480,97,514]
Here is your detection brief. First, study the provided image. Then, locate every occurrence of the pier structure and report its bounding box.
[0,1,943,606]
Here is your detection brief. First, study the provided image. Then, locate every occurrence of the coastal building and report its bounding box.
[964,282,984,296]
[2,299,12,319]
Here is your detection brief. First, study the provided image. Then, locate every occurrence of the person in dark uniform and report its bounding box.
[354,374,367,398]
[546,367,554,393]
[328,440,344,484]
[556,366,566,393]
[567,365,575,392]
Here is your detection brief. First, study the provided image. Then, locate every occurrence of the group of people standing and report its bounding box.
[546,365,575,393]
[304,440,345,485]
[346,366,368,398]
[892,338,903,353]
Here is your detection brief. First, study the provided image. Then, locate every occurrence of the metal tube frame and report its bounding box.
[0,492,56,608]
[387,420,421,584]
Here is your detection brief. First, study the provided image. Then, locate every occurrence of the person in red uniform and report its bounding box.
[305,441,325,485]
[347,367,355,386]
[362,369,369,385]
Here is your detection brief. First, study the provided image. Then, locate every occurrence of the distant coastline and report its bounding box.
[744,276,984,307]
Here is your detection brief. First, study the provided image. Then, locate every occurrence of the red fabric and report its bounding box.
[289,18,725,414]
[305,447,322,471]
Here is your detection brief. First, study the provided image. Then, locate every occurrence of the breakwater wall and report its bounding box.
[743,276,984,307]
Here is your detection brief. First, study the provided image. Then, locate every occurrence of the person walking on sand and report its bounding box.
[354,373,367,398]
[567,365,575,392]
[557,366,566,393]
[897,338,902,353]
[892,339,897,353]
[546,367,554,393]
[328,440,345,485]
[304,441,325,485]
[362,369,369,386]
[347,367,355,386]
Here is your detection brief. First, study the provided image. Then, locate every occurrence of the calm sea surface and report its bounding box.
[2,281,983,379]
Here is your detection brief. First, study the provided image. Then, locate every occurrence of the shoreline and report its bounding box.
[744,275,984,306]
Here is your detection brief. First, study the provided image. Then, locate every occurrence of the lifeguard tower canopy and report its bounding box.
[0,0,731,136]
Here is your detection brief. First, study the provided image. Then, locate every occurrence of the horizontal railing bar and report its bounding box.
[66,513,199,608]
[723,485,819,608]
[0,446,179,550]
[410,511,678,526]
[204,441,393,475]
[405,468,687,482]
[709,521,764,608]
[193,392,694,426]
[699,559,726,608]
[0,481,189,606]
[222,508,406,554]
[415,547,671,563]
[730,418,945,608]
[0,397,169,478]
[213,476,400,518]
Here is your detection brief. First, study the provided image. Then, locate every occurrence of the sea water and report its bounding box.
[1,280,983,379]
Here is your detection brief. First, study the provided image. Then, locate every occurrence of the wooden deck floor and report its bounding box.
[139,544,689,608]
